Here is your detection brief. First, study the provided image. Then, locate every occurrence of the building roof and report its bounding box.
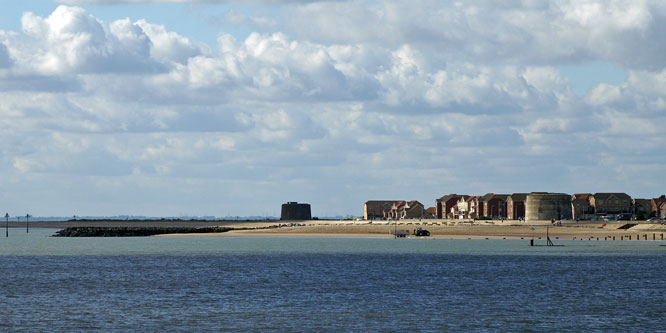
[480,193,495,202]
[426,207,436,214]
[593,193,632,200]
[365,200,400,204]
[633,198,651,205]
[438,194,462,202]
[508,193,528,201]
[572,193,592,200]
[480,193,509,202]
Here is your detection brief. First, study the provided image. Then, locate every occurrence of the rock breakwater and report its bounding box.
[53,226,234,237]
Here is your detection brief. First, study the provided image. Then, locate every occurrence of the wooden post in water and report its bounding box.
[26,214,30,233]
[4,213,8,238]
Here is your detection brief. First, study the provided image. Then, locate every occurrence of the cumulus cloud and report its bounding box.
[6,6,157,74]
[288,0,666,70]
[57,0,322,3]
[2,3,666,216]
[3,6,208,76]
[135,20,206,64]
[0,43,11,68]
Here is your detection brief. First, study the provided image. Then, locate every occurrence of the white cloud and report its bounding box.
[0,42,11,67]
[2,3,666,216]
[135,20,206,64]
[288,0,666,70]
[7,6,155,74]
[57,0,322,3]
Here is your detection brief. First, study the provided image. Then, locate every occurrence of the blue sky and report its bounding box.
[1,1,256,45]
[0,0,664,217]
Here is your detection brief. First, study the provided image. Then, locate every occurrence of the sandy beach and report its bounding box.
[144,219,666,240]
[17,218,666,240]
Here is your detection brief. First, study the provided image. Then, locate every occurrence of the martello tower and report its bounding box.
[280,202,312,220]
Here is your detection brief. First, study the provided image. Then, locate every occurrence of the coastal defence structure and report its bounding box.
[280,202,311,220]
[525,192,572,221]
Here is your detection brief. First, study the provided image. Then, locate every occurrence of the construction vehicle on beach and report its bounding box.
[413,228,430,237]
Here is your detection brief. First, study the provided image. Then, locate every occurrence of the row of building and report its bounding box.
[364,193,666,221]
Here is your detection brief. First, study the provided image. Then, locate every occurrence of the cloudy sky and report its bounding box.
[1,0,664,218]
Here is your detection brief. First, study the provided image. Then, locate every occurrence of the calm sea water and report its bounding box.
[2,228,666,331]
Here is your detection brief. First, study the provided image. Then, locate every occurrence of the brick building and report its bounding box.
[452,195,472,219]
[572,193,595,220]
[436,194,464,219]
[590,193,632,216]
[387,200,425,219]
[480,193,508,219]
[507,193,527,220]
[651,197,666,218]
[364,201,400,220]
[632,198,653,219]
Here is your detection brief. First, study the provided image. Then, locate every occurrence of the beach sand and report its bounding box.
[156,219,666,240]
[19,218,666,240]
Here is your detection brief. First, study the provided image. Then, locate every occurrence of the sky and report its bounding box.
[0,0,665,218]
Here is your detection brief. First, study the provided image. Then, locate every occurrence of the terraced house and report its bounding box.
[435,194,463,219]
[651,197,666,218]
[386,201,425,219]
[364,200,400,220]
[632,198,653,219]
[589,193,632,216]
[452,195,472,219]
[572,193,595,220]
[507,193,527,220]
[481,193,509,219]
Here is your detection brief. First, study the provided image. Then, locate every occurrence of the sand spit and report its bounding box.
[19,218,666,240]
[154,219,666,240]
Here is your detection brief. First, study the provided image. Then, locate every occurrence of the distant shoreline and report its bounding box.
[17,219,666,240]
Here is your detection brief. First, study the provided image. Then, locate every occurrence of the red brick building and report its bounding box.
[387,200,425,219]
[507,193,527,220]
[435,194,464,219]
[590,193,632,215]
[572,193,594,220]
[651,197,666,218]
[480,193,508,219]
[364,201,400,220]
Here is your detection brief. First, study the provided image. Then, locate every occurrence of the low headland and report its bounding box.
[17,218,666,240]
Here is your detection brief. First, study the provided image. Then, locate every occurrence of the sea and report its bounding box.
[2,228,666,331]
